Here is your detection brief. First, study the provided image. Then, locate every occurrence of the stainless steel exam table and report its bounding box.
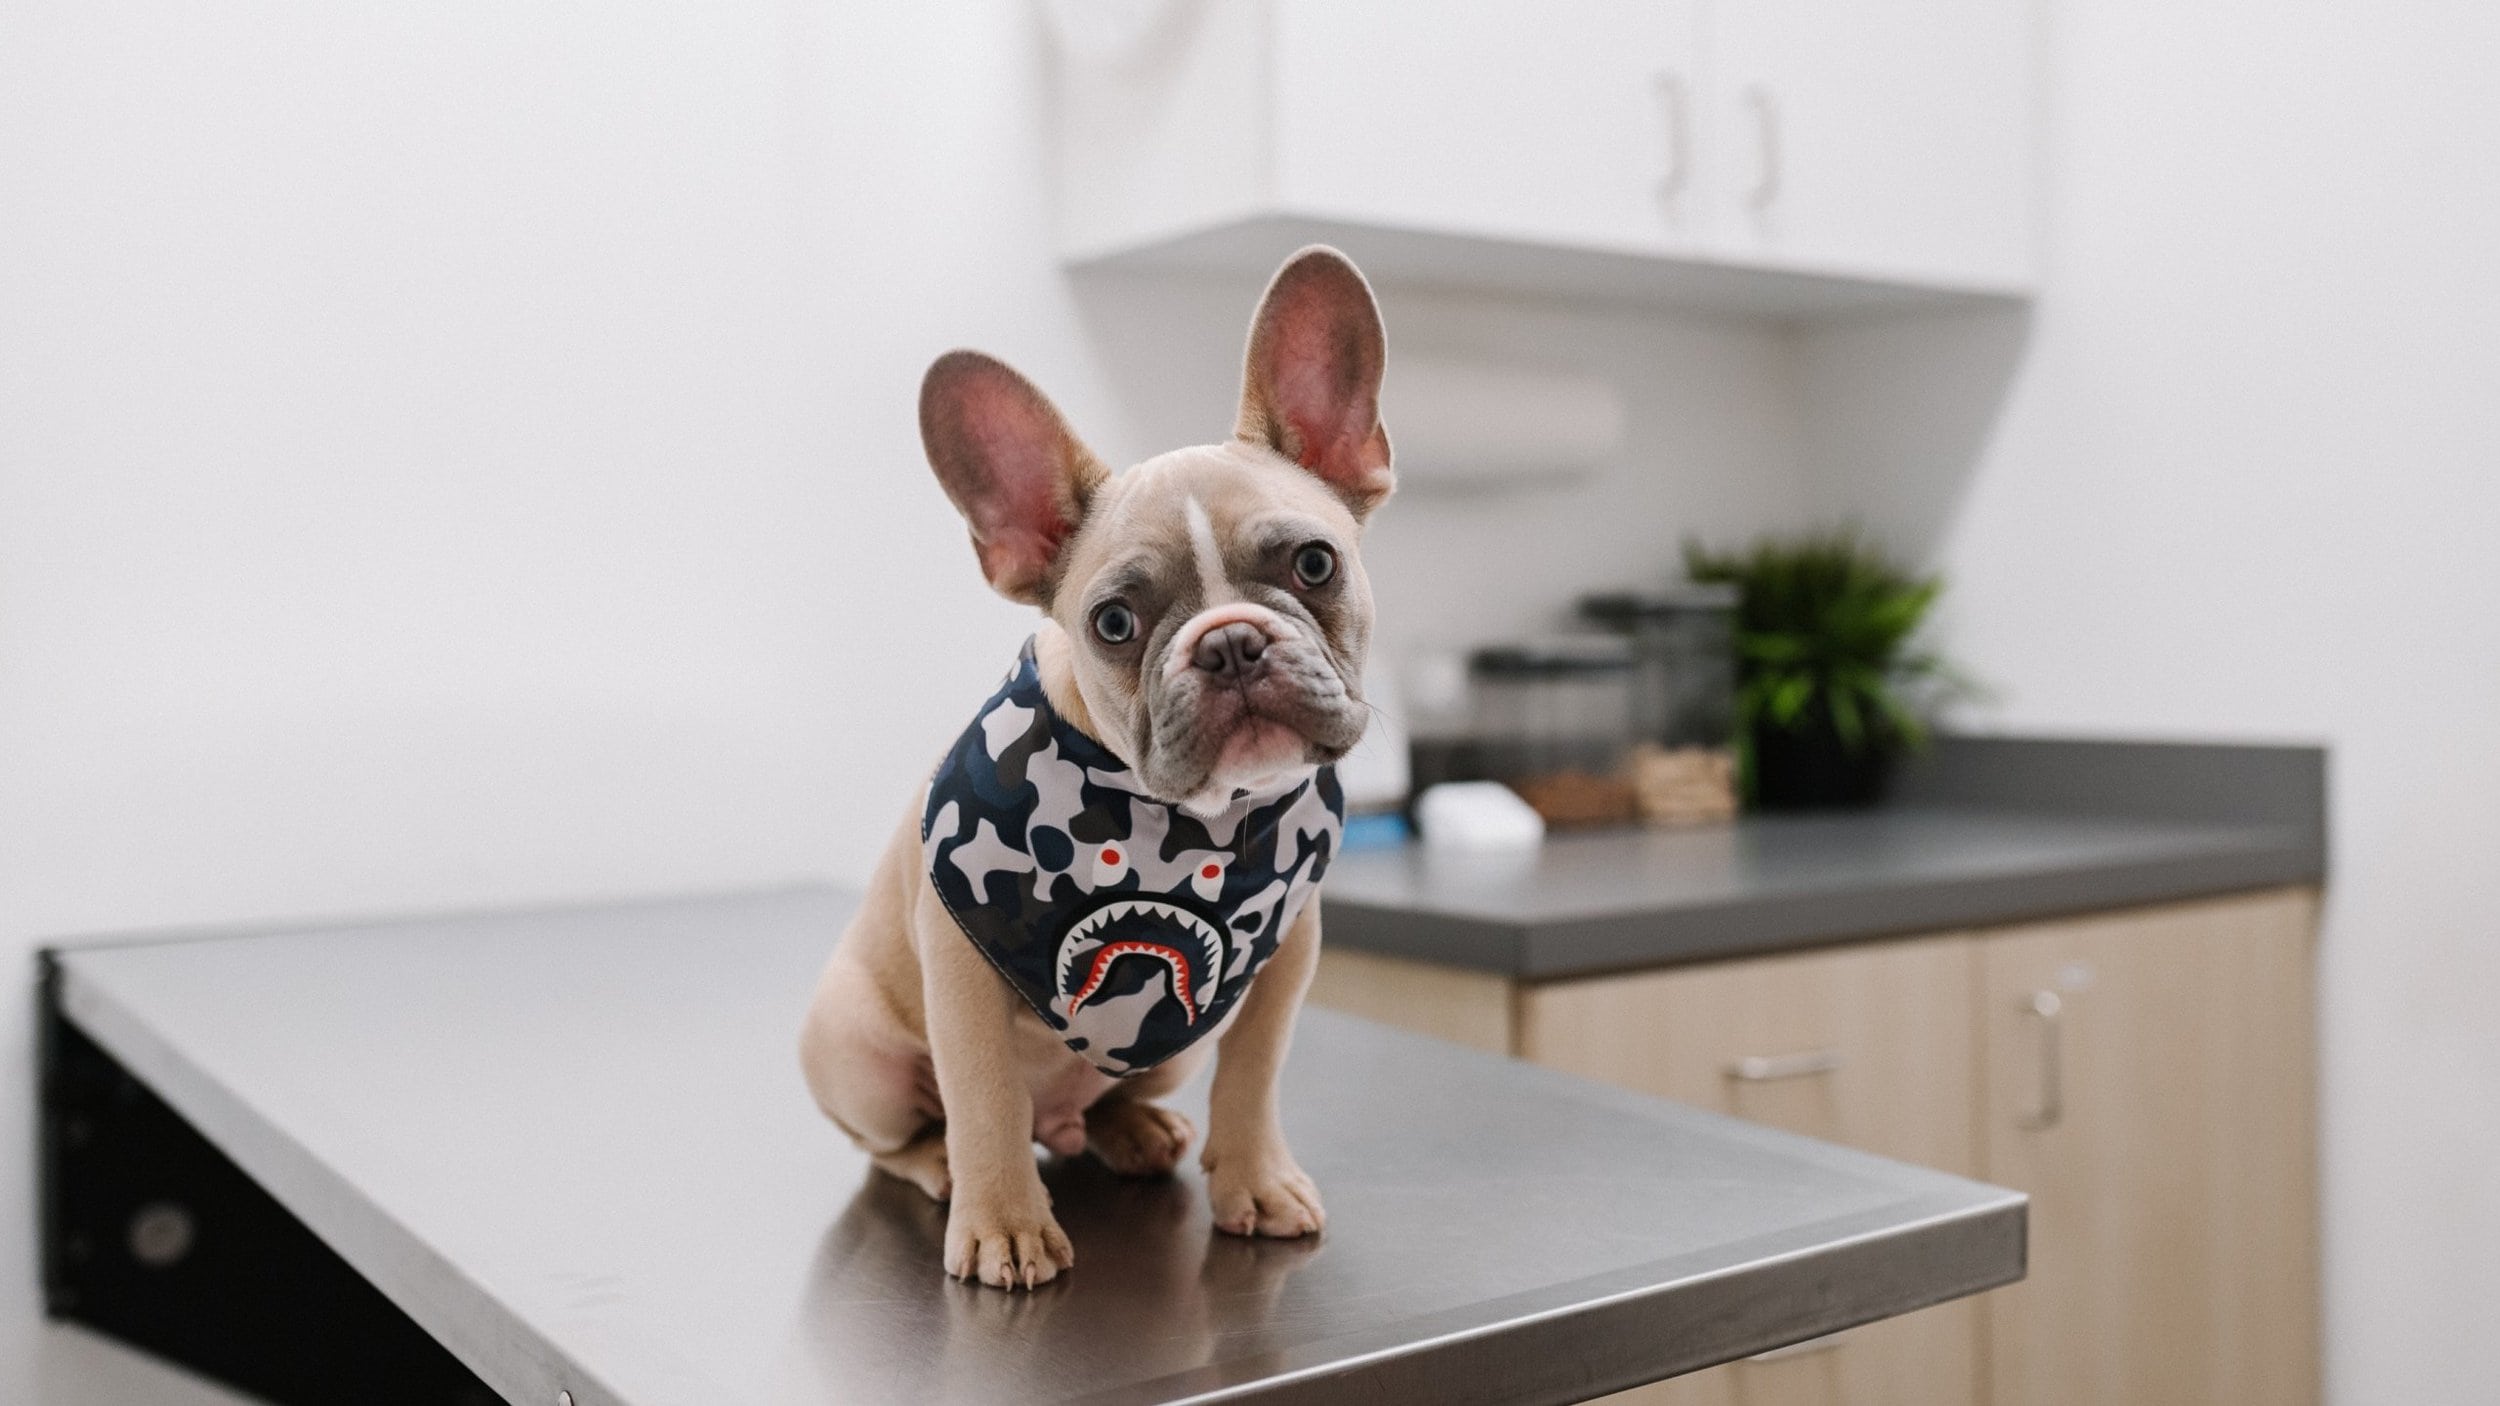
[40,887,2023,1405]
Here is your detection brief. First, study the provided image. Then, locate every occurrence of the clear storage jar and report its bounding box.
[1580,585,1740,825]
[1467,637,1639,828]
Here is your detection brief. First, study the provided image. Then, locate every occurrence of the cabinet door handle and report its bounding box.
[2020,989,2064,1131]
[1651,70,1691,199]
[1744,83,1783,211]
[1747,1329,1851,1364]
[1725,1047,1842,1082]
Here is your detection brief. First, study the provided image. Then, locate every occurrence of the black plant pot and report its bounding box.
[1750,718,1896,811]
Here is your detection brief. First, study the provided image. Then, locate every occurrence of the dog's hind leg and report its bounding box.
[1083,1051,1203,1176]
[1085,1098,1195,1177]
[799,946,942,1156]
[799,814,949,1182]
[870,1127,952,1201]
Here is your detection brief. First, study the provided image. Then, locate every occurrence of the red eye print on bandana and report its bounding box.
[1191,856,1227,902]
[1092,843,1129,887]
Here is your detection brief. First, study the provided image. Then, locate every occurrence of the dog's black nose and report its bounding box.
[1192,622,1269,680]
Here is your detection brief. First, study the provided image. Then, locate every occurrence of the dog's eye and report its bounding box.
[1292,543,1338,589]
[1092,602,1137,646]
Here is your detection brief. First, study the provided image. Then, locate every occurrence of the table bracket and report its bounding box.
[38,952,503,1406]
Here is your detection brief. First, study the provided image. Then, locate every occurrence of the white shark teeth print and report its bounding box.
[1052,900,1228,1011]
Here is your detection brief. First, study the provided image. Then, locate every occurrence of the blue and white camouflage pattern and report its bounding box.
[922,639,1344,1077]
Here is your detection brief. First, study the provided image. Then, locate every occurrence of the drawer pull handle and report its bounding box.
[1651,69,1691,200]
[1747,1330,1851,1364]
[1725,1048,1843,1082]
[1744,83,1783,211]
[2021,989,2064,1131]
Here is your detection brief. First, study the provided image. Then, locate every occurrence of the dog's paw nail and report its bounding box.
[950,1208,1075,1291]
[1208,1154,1325,1239]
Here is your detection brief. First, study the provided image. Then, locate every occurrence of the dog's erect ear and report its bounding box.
[1235,246,1394,518]
[920,350,1110,605]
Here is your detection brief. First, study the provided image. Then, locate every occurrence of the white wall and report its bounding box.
[0,4,1805,1399]
[1798,3,2500,1402]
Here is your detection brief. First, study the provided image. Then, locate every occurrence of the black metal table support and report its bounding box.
[39,956,501,1406]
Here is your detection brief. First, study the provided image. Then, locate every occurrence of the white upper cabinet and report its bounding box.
[1271,1,1705,257]
[1048,0,2037,316]
[1707,0,2037,292]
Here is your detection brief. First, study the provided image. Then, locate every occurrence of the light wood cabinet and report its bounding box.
[1310,887,2320,1405]
[1517,933,1980,1173]
[1977,890,2320,1406]
[1520,934,1982,1406]
[1303,944,1514,1055]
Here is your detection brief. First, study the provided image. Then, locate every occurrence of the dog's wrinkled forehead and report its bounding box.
[1057,442,1364,630]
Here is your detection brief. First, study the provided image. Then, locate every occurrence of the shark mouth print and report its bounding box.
[1053,900,1228,1023]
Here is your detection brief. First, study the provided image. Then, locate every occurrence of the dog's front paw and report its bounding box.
[1202,1143,1325,1239]
[1086,1098,1195,1177]
[944,1191,1075,1290]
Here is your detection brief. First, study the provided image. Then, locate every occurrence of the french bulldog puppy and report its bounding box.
[798,247,1393,1290]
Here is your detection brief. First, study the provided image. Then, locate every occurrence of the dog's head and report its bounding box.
[920,247,1392,811]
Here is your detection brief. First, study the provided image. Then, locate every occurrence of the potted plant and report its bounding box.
[1683,530,1963,810]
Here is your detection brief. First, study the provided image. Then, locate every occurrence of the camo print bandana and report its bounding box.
[922,638,1343,1077]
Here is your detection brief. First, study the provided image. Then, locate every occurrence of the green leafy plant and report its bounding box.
[1683,529,1963,759]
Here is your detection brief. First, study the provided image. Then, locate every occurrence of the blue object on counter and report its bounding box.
[1340,812,1412,852]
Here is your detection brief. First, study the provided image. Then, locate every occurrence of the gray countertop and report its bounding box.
[1326,736,2329,979]
[51,888,2024,1406]
[1323,807,2316,978]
